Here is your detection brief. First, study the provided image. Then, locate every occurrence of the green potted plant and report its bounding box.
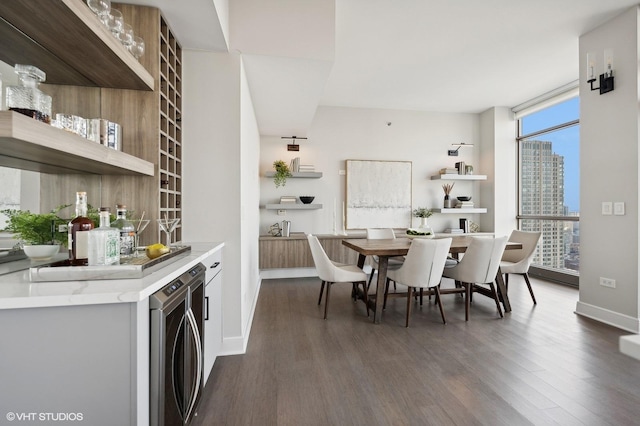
[272,160,292,188]
[2,206,69,260]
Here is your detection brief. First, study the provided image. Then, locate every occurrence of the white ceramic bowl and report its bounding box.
[23,244,60,261]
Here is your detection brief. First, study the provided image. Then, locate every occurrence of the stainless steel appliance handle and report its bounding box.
[184,308,203,423]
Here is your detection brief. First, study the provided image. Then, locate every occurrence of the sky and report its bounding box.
[521,97,580,213]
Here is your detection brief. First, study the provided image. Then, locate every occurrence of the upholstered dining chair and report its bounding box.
[442,236,508,321]
[366,228,404,290]
[500,230,542,304]
[307,234,369,319]
[386,238,452,327]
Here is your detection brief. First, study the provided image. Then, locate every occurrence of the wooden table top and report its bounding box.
[342,236,522,256]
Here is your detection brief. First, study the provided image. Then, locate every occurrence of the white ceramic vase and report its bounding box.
[417,217,434,237]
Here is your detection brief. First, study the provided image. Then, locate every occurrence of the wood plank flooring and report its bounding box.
[192,276,640,426]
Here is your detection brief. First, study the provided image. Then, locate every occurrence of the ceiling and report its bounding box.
[124,0,639,136]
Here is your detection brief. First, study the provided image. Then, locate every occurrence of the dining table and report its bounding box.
[342,235,523,324]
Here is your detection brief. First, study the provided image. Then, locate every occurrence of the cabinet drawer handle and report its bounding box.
[211,262,220,269]
[205,296,209,321]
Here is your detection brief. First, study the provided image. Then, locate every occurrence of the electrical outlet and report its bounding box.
[602,202,612,215]
[600,277,616,288]
[614,202,625,215]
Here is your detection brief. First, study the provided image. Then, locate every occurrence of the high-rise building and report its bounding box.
[520,140,566,269]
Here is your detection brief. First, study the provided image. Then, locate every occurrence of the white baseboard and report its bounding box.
[575,301,640,333]
[620,334,640,361]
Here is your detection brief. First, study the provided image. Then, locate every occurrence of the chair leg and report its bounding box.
[419,288,424,306]
[464,283,470,321]
[489,281,503,318]
[523,273,537,304]
[383,278,391,309]
[434,286,446,324]
[324,282,332,319]
[367,268,376,291]
[318,281,326,305]
[505,273,509,290]
[405,286,412,327]
[359,281,370,317]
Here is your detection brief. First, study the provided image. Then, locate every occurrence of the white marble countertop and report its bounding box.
[0,242,224,310]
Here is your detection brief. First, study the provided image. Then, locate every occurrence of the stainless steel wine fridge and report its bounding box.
[150,263,206,426]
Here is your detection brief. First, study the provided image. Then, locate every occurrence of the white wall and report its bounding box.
[479,107,518,237]
[182,50,261,354]
[259,106,488,236]
[577,6,640,332]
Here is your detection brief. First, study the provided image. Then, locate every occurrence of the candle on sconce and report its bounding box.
[587,52,595,81]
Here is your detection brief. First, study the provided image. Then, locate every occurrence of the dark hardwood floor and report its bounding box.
[192,275,640,426]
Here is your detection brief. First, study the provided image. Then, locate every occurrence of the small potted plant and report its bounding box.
[2,206,68,260]
[272,160,292,188]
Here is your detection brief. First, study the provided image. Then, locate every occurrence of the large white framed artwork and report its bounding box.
[345,160,412,229]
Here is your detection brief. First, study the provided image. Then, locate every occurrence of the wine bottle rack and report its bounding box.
[158,15,182,245]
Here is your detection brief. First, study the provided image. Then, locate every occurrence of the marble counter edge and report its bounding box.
[0,242,224,310]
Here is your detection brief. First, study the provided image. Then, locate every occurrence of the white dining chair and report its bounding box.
[500,230,542,304]
[386,238,452,327]
[442,236,508,321]
[366,228,405,290]
[307,234,369,319]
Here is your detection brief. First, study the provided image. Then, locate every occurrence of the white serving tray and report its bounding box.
[29,246,191,282]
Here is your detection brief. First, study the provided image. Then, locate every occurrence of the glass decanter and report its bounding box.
[5,64,52,124]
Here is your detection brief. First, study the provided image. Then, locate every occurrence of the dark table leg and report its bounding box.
[374,256,389,324]
[495,266,511,312]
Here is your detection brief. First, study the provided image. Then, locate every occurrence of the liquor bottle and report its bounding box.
[88,207,120,266]
[68,191,94,266]
[111,204,135,259]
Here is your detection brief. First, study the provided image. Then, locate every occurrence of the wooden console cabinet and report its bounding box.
[259,233,362,269]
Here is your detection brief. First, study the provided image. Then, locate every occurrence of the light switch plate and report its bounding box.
[614,202,625,215]
[602,202,612,215]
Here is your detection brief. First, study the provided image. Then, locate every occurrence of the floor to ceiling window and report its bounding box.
[516,95,579,286]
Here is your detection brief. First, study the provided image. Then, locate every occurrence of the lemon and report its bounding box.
[146,243,170,259]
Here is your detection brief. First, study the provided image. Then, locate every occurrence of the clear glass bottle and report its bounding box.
[5,64,52,123]
[111,204,135,259]
[68,191,95,266]
[88,207,120,266]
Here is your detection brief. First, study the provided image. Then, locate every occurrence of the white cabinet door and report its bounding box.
[203,250,223,384]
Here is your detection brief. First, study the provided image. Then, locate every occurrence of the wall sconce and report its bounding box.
[282,136,307,151]
[448,142,473,156]
[587,49,614,95]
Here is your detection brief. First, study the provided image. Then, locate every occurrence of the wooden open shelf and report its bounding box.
[0,0,153,90]
[0,111,154,175]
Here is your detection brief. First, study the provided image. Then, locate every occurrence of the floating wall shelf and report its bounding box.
[264,204,323,210]
[264,171,323,179]
[430,174,487,181]
[432,208,487,214]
